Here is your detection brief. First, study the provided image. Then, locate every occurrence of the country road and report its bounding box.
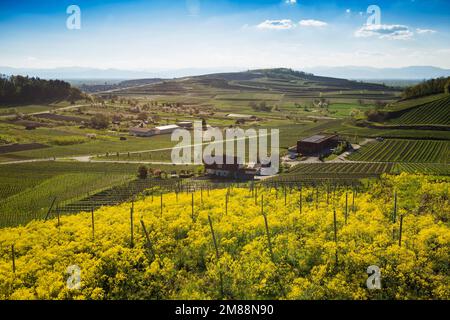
[0,104,88,119]
[0,133,271,165]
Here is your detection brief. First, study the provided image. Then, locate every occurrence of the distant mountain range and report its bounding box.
[1,66,449,81]
[0,67,240,80]
[302,66,450,80]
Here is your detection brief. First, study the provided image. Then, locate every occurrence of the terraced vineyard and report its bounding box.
[393,163,450,175]
[389,95,450,126]
[271,162,394,182]
[349,139,449,163]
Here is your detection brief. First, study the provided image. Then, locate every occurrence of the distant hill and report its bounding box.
[2,65,449,81]
[302,66,450,80]
[0,66,241,80]
[108,68,399,100]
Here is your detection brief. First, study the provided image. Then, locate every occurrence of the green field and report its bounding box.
[349,139,449,163]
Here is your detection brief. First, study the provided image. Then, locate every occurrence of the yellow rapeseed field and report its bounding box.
[0,173,448,300]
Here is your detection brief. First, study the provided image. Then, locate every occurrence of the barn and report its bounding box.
[129,127,156,137]
[297,134,339,156]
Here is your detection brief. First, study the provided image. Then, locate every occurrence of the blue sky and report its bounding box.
[0,0,449,70]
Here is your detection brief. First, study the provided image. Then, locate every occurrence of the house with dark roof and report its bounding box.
[297,134,340,156]
[204,155,257,180]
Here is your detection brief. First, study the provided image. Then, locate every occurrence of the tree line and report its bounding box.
[402,77,450,99]
[0,74,83,105]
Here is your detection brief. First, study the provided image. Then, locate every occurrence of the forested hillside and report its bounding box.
[0,75,83,105]
[402,77,450,99]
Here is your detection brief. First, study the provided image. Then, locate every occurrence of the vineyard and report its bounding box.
[271,163,394,182]
[0,173,133,228]
[348,139,449,163]
[393,163,450,175]
[389,95,450,126]
[0,162,141,228]
[0,174,448,300]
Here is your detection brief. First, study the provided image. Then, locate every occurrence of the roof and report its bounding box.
[300,134,337,144]
[130,127,153,133]
[155,125,180,131]
[227,113,254,119]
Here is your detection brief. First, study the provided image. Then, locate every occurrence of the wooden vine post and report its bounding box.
[91,207,95,241]
[392,191,398,241]
[261,195,274,262]
[11,244,16,274]
[208,215,224,298]
[130,201,134,248]
[352,188,356,212]
[160,193,163,216]
[393,191,398,223]
[140,220,156,261]
[399,215,404,247]
[333,208,338,268]
[191,193,195,221]
[44,196,57,221]
[345,192,348,225]
[56,206,61,228]
[315,187,319,209]
[299,186,303,215]
[327,184,330,205]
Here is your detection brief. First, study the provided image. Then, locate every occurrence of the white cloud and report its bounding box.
[355,24,414,40]
[416,28,436,34]
[257,19,294,30]
[299,19,328,27]
[285,0,297,4]
[346,9,351,14]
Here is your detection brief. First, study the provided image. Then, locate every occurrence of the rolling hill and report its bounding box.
[108,68,399,100]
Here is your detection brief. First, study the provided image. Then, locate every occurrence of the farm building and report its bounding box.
[204,155,257,181]
[153,124,180,135]
[177,121,193,129]
[130,124,180,136]
[297,134,340,156]
[226,113,257,120]
[129,127,156,137]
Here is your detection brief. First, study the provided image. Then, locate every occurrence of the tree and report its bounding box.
[90,113,109,129]
[137,112,148,121]
[138,166,148,179]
